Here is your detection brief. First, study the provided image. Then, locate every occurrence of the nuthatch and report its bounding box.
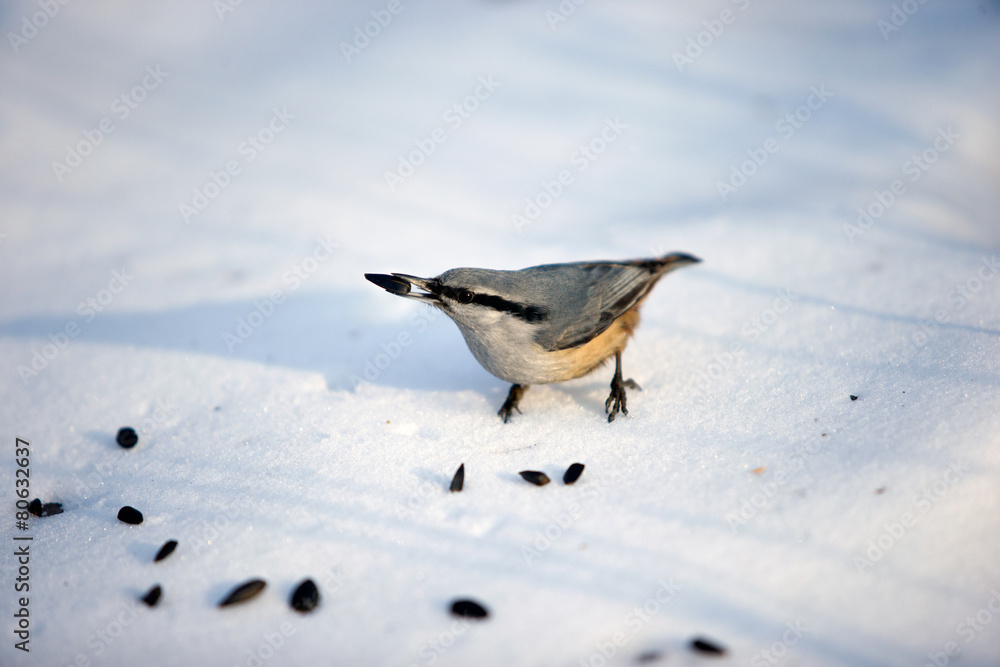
[365,253,700,422]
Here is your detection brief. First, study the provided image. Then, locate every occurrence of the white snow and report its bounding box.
[2,1,1000,665]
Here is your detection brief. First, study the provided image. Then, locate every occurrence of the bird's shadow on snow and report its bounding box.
[2,273,997,398]
[0,289,494,393]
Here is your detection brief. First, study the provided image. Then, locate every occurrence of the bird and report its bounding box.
[365,252,700,422]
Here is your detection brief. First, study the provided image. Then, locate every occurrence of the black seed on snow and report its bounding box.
[41,502,64,516]
[450,599,489,619]
[290,578,320,613]
[116,427,139,449]
[28,499,43,516]
[563,463,585,485]
[636,649,664,663]
[850,395,859,401]
[690,637,727,655]
[154,540,178,562]
[219,578,267,607]
[141,585,162,607]
[117,506,143,525]
[519,470,550,486]
[450,464,465,492]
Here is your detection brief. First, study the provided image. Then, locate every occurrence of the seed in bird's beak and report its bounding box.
[563,463,585,485]
[519,470,550,486]
[450,598,489,619]
[219,578,267,607]
[450,463,465,492]
[365,273,412,295]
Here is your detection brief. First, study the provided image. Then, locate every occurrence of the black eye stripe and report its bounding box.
[439,286,548,323]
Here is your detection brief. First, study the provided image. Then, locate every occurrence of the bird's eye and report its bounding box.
[458,289,474,304]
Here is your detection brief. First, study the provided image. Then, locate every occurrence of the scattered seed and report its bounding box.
[563,463,585,485]
[636,649,665,663]
[219,578,267,607]
[290,578,320,613]
[519,471,550,486]
[117,506,143,525]
[450,598,489,619]
[28,498,63,517]
[850,395,858,401]
[154,539,178,562]
[690,637,727,655]
[875,486,886,494]
[750,466,766,476]
[116,427,139,449]
[450,463,465,493]
[141,585,162,607]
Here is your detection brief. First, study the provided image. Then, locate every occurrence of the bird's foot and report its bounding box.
[605,377,640,422]
[498,384,528,423]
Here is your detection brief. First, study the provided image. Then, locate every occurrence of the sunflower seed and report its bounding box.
[850,395,858,401]
[154,540,178,562]
[116,427,139,449]
[450,598,489,619]
[563,463,585,485]
[141,585,162,607]
[117,506,143,525]
[28,498,63,517]
[365,273,412,295]
[690,637,727,655]
[290,578,320,613]
[219,578,267,607]
[519,470,550,486]
[450,463,465,492]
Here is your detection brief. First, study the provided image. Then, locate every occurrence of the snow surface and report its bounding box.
[2,1,1000,665]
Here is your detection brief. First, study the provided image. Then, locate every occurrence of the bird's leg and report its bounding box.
[498,384,528,423]
[605,351,640,422]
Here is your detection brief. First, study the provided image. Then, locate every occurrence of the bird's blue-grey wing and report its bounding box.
[532,262,660,352]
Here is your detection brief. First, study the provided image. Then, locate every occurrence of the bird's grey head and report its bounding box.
[364,268,549,332]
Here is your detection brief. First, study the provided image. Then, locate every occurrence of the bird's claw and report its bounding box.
[498,384,527,423]
[606,377,639,422]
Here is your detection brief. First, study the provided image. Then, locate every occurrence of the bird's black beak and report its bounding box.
[364,273,439,302]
